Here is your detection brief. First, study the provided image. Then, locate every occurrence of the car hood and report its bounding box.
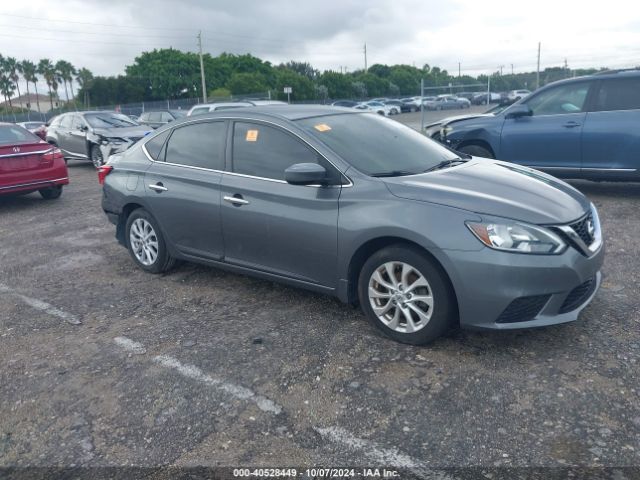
[383,159,590,224]
[92,125,153,139]
[425,113,493,129]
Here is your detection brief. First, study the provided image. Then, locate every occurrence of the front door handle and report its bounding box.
[563,121,581,128]
[148,182,168,192]
[224,195,249,206]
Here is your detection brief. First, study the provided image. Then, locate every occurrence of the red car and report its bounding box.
[0,123,69,199]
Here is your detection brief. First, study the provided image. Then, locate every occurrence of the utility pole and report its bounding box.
[498,65,504,75]
[198,31,207,103]
[364,43,368,72]
[511,64,514,75]
[536,41,541,89]
[458,62,461,78]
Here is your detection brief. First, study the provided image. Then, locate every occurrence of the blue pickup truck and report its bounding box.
[438,69,640,181]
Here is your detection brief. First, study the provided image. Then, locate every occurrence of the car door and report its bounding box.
[581,76,640,178]
[220,120,342,287]
[67,114,89,157]
[499,81,591,173]
[143,120,227,260]
[55,114,75,156]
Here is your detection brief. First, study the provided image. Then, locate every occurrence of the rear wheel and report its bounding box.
[125,208,175,273]
[458,144,494,159]
[39,185,62,200]
[90,144,104,168]
[358,245,456,345]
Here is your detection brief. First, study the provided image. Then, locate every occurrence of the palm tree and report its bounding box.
[4,57,22,110]
[56,60,76,108]
[0,74,16,110]
[21,60,40,113]
[38,59,56,111]
[76,67,94,108]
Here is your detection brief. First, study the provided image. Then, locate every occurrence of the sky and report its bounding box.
[1,0,640,95]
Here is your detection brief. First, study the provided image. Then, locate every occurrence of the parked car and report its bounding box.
[187,102,254,116]
[331,100,359,108]
[0,123,68,199]
[46,111,152,168]
[430,96,470,110]
[101,105,603,345]
[384,100,410,114]
[138,110,187,129]
[363,101,392,116]
[507,89,532,101]
[456,92,476,100]
[16,121,46,140]
[400,97,422,112]
[472,92,501,105]
[439,69,640,181]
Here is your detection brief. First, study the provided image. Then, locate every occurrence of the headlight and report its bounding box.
[466,221,566,254]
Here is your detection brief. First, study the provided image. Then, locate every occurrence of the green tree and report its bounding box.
[21,60,40,112]
[37,59,57,110]
[273,68,315,101]
[76,67,94,107]
[4,57,22,109]
[317,71,352,99]
[226,72,269,96]
[55,60,76,106]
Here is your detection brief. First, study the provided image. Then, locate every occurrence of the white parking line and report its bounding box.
[0,283,81,325]
[113,337,282,415]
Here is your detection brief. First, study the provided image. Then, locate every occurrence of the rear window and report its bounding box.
[0,125,41,145]
[593,77,640,112]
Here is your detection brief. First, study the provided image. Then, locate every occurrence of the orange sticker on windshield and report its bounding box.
[314,124,331,132]
[246,129,259,142]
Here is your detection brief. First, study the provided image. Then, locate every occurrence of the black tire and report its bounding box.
[125,208,175,274]
[458,144,494,159]
[39,185,63,200]
[90,144,104,169]
[358,245,456,345]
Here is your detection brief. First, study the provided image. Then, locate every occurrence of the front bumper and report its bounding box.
[441,243,604,330]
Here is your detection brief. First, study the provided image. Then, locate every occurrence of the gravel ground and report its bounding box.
[0,114,639,478]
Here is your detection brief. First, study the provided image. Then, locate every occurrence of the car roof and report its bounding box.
[183,105,359,122]
[537,68,640,90]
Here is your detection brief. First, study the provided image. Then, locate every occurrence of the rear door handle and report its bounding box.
[563,121,581,128]
[224,195,249,206]
[148,183,168,192]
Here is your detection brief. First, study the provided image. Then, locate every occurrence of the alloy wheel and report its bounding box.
[129,218,159,266]
[91,146,104,168]
[368,261,434,333]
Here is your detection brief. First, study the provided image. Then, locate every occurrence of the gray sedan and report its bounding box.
[101,106,603,345]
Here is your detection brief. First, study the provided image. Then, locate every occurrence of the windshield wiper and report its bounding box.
[423,158,467,173]
[370,170,416,178]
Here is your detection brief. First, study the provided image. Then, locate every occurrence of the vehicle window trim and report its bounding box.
[588,77,640,113]
[142,116,352,187]
[155,119,227,170]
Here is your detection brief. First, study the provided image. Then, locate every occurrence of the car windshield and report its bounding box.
[297,113,460,176]
[84,113,138,128]
[0,125,41,144]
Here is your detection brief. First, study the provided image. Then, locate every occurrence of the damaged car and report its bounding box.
[46,111,153,168]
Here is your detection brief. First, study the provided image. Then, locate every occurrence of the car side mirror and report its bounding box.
[284,163,327,186]
[505,104,533,119]
[79,125,88,132]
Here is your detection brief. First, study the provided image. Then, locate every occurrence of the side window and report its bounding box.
[164,121,226,170]
[161,112,173,122]
[593,77,640,112]
[232,122,341,183]
[59,115,72,129]
[71,115,85,130]
[525,83,589,116]
[148,112,162,122]
[144,129,171,161]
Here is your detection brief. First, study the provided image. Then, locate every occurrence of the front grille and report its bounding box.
[559,276,597,313]
[569,213,594,246]
[496,294,551,323]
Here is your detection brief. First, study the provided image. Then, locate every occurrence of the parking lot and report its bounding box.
[1,111,639,475]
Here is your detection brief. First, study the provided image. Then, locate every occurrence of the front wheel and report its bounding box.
[90,144,104,169]
[125,208,175,273]
[39,185,62,200]
[458,144,494,159]
[358,245,456,345]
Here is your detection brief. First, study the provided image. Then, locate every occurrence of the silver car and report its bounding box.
[101,106,603,345]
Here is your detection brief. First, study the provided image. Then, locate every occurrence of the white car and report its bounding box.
[187,102,253,116]
[357,101,392,116]
[507,89,531,101]
[354,103,388,116]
